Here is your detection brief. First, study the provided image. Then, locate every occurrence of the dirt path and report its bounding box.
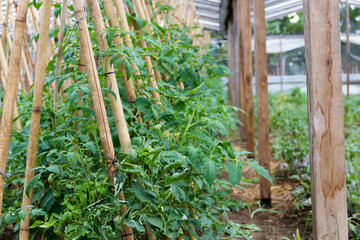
[228,140,310,239]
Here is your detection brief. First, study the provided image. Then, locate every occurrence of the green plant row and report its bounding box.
[0,1,271,239]
[268,88,360,238]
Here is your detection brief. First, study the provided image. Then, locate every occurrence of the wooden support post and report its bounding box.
[238,0,246,139]
[346,0,350,97]
[303,0,348,238]
[254,0,271,207]
[243,0,254,153]
[227,20,234,106]
[18,1,52,238]
[232,0,239,109]
[0,0,29,217]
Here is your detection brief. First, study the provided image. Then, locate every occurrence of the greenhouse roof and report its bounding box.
[217,0,360,32]
[2,0,360,33]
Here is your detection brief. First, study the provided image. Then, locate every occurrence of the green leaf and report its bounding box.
[47,165,61,174]
[131,182,156,205]
[170,184,188,202]
[133,16,147,29]
[79,134,90,143]
[202,158,217,185]
[41,191,54,212]
[31,208,47,216]
[186,81,205,95]
[247,160,273,184]
[166,170,188,185]
[84,142,97,154]
[54,7,61,18]
[26,173,42,197]
[68,91,78,105]
[173,101,186,112]
[124,219,145,233]
[227,160,242,186]
[67,152,76,160]
[142,214,164,229]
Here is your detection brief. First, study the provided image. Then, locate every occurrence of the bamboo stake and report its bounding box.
[87,2,137,238]
[21,50,32,91]
[131,0,162,102]
[29,5,39,33]
[0,0,29,217]
[0,41,23,131]
[54,0,68,107]
[113,0,161,104]
[18,1,52,238]
[87,0,132,153]
[73,1,135,238]
[102,0,137,103]
[73,0,117,179]
[11,1,36,77]
[1,0,10,48]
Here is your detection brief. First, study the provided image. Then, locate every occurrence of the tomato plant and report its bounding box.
[0,1,272,239]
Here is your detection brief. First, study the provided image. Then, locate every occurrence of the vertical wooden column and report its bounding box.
[303,0,348,238]
[232,0,239,109]
[227,20,234,105]
[253,0,271,207]
[238,0,246,139]
[243,0,254,153]
[346,0,350,97]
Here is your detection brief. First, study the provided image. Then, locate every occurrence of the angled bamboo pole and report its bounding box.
[54,0,68,107]
[18,1,52,238]
[87,0,132,153]
[0,0,29,217]
[11,2,36,77]
[21,50,32,91]
[73,1,135,238]
[102,0,137,103]
[131,0,162,102]
[1,0,11,48]
[87,3,137,239]
[113,0,161,104]
[29,5,39,33]
[0,41,23,131]
[73,0,117,180]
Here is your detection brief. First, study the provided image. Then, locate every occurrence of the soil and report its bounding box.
[228,139,311,239]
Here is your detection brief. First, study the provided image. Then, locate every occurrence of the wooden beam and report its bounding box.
[227,20,234,105]
[254,0,271,207]
[303,0,348,238]
[238,0,246,139]
[243,0,254,153]
[346,0,350,97]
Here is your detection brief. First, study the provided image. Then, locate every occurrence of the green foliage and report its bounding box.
[0,1,271,239]
[268,89,360,237]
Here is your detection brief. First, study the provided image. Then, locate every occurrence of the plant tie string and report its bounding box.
[104,72,115,76]
[0,170,7,180]
[121,232,134,239]
[106,155,119,170]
